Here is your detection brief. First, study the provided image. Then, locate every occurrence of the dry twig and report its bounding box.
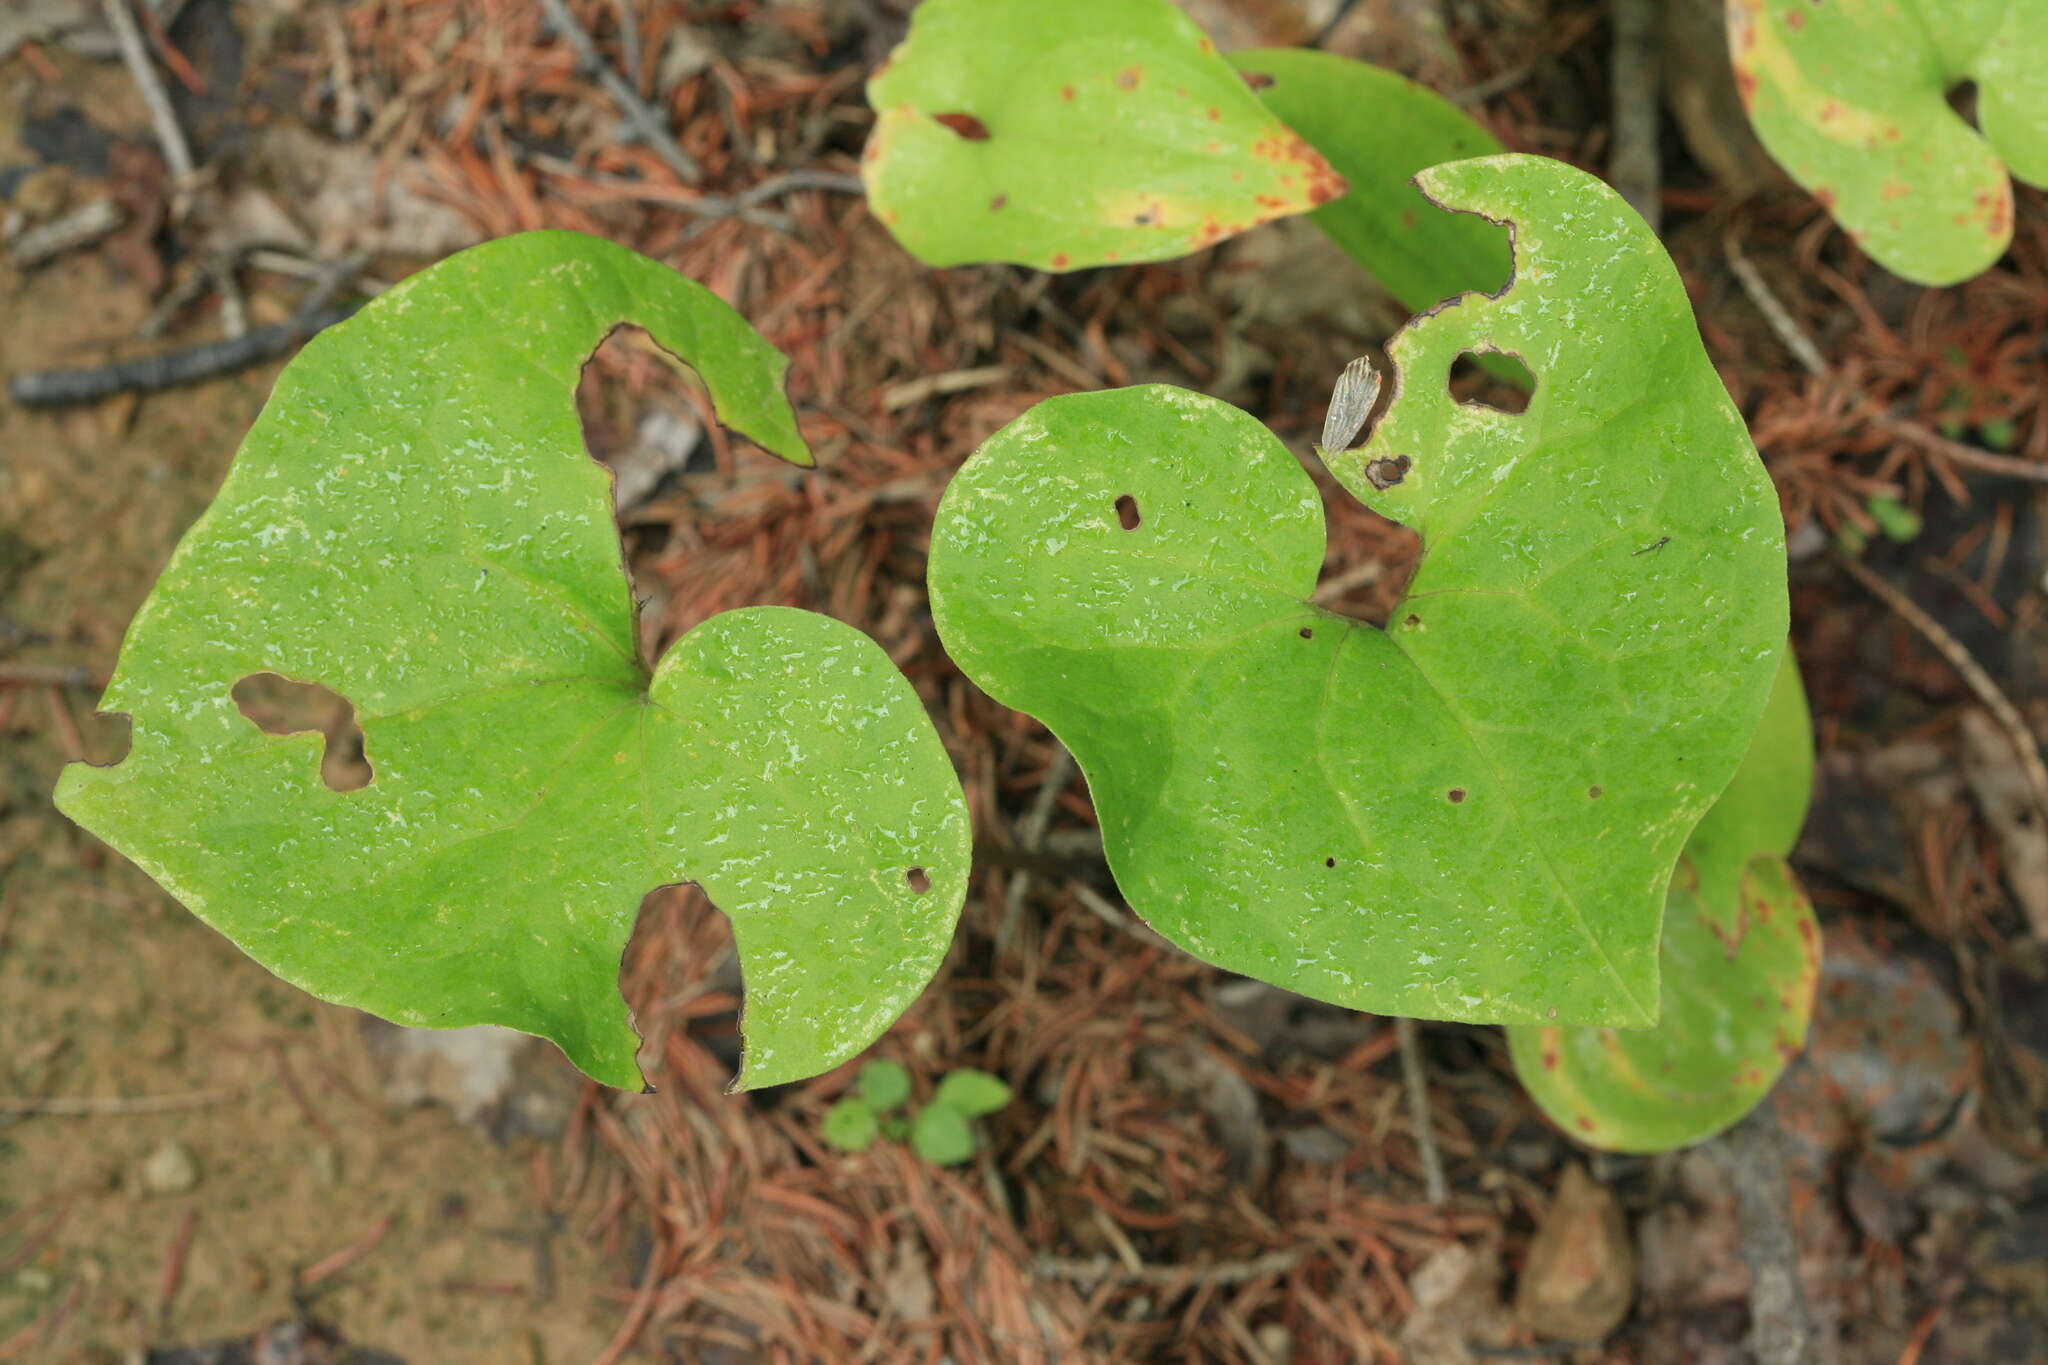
[1724,230,2048,484]
[0,1088,239,1116]
[8,199,123,268]
[101,0,193,190]
[1833,550,2048,839]
[10,304,356,406]
[1396,1016,1450,1206]
[1608,0,1663,233]
[538,0,701,184]
[1033,1246,1306,1286]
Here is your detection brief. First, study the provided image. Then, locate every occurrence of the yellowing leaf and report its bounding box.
[861,0,1344,271]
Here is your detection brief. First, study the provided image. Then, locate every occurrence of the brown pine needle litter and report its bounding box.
[78,0,2045,1358]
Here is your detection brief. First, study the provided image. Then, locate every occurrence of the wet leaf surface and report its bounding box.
[1510,654,1821,1153]
[55,231,971,1091]
[929,156,1786,1027]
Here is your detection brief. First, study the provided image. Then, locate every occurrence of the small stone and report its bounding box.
[1515,1164,1634,1342]
[140,1026,183,1063]
[139,1139,200,1196]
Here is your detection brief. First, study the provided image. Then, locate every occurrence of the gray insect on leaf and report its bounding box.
[1320,356,1380,453]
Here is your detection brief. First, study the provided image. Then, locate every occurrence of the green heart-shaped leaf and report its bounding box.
[1728,0,2048,285]
[928,155,1786,1027]
[823,1097,880,1153]
[54,231,971,1092]
[861,0,1345,272]
[1508,654,1820,1153]
[910,1103,978,1166]
[1228,47,1513,316]
[858,1058,913,1112]
[932,1068,1012,1117]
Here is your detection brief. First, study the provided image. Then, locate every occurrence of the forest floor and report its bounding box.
[1,1,2045,1362]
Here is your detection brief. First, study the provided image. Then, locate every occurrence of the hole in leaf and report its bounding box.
[1299,627,1314,640]
[1448,350,1535,413]
[1311,494,1419,631]
[37,688,132,767]
[1447,788,1467,804]
[577,326,709,667]
[578,325,707,515]
[1324,857,1336,868]
[1404,614,1421,628]
[233,674,373,791]
[932,111,990,141]
[1115,494,1142,530]
[906,867,932,894]
[1364,455,1411,490]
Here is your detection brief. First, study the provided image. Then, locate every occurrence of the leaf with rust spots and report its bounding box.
[860,0,1344,271]
[1509,657,1820,1153]
[1727,0,2048,285]
[929,156,1786,1029]
[54,232,971,1093]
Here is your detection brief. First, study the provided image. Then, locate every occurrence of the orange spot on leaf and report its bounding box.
[932,111,990,140]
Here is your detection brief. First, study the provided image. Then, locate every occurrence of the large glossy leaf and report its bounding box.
[55,231,971,1092]
[928,155,1786,1027]
[861,0,1345,271]
[1728,0,2048,285]
[1230,47,1512,315]
[1509,656,1821,1152]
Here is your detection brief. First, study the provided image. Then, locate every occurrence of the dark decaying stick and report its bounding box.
[9,303,358,407]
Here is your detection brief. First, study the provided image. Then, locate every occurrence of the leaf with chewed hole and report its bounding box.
[1727,0,2047,285]
[860,0,1344,272]
[54,230,971,1092]
[928,155,1786,1027]
[1508,655,1820,1153]
[1229,47,1512,317]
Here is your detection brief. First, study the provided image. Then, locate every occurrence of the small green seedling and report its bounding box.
[1727,0,2048,285]
[54,231,971,1092]
[928,155,1788,1029]
[823,1060,1012,1165]
[1865,496,1923,544]
[862,0,1513,329]
[1508,656,1821,1152]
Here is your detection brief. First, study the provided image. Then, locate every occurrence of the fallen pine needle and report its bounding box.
[0,1088,239,1116]
[299,1215,393,1290]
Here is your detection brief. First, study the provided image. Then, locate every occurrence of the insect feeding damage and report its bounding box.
[1365,455,1411,490]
